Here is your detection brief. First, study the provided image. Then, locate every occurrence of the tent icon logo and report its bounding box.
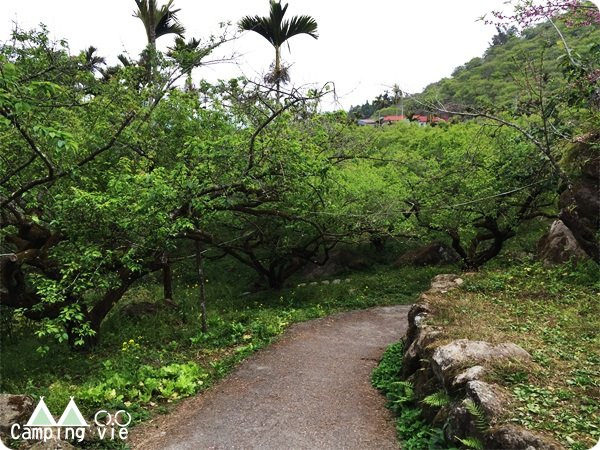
[57,398,89,428]
[25,397,57,428]
[10,397,101,444]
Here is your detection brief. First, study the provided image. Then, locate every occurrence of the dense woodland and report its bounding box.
[0,1,598,448]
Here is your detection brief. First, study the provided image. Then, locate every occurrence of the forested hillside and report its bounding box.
[351,14,600,118]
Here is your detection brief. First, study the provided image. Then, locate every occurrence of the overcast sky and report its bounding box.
[1,0,515,110]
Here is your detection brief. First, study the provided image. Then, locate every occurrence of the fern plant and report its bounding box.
[464,398,489,432]
[422,390,450,407]
[456,436,484,450]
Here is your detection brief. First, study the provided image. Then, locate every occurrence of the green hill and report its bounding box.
[419,20,600,110]
[351,18,600,118]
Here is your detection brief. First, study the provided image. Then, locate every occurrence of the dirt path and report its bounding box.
[131,305,411,449]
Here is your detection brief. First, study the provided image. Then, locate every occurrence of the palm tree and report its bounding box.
[133,0,185,46]
[133,0,185,82]
[239,0,318,98]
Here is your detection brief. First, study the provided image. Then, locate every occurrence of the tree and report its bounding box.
[133,0,185,82]
[361,122,557,269]
[133,0,185,46]
[239,0,318,98]
[0,26,227,347]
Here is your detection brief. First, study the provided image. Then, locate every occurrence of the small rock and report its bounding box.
[429,274,463,293]
[309,282,318,286]
[321,280,330,285]
[403,326,442,376]
[297,283,306,287]
[332,279,341,284]
[345,278,351,283]
[452,366,486,388]
[465,380,507,419]
[29,439,76,450]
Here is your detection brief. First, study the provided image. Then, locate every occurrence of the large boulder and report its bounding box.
[444,399,480,445]
[486,425,563,450]
[403,325,442,377]
[395,242,460,267]
[538,219,588,265]
[431,340,530,387]
[121,301,160,318]
[452,365,486,389]
[0,394,34,435]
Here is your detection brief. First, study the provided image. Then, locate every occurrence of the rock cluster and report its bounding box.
[402,274,563,449]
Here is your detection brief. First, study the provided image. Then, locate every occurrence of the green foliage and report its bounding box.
[1,262,443,425]
[419,18,600,110]
[464,399,488,432]
[80,360,207,407]
[431,262,600,449]
[372,342,456,449]
[350,121,555,268]
[422,391,450,408]
[456,436,484,450]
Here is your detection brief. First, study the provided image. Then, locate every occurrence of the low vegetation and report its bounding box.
[430,262,599,449]
[372,341,453,449]
[373,261,599,449]
[1,260,446,434]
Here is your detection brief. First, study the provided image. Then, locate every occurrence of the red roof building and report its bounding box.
[382,115,407,122]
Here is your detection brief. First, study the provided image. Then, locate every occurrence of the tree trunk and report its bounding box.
[148,0,156,45]
[161,253,174,303]
[275,46,281,103]
[195,241,208,333]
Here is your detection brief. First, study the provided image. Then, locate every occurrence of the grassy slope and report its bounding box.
[1,258,449,446]
[428,261,600,449]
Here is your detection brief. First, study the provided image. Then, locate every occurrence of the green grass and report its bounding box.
[430,261,600,449]
[0,260,448,446]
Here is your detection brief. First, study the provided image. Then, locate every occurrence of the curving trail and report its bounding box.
[130,305,410,450]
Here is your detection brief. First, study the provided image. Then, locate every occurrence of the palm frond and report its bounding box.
[83,46,105,68]
[281,15,318,41]
[117,54,133,67]
[133,0,185,42]
[155,0,185,38]
[238,1,318,47]
[239,16,276,45]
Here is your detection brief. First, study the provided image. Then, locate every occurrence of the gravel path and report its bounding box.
[131,305,410,450]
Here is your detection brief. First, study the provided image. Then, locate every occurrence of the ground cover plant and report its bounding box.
[426,261,600,449]
[1,259,447,440]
